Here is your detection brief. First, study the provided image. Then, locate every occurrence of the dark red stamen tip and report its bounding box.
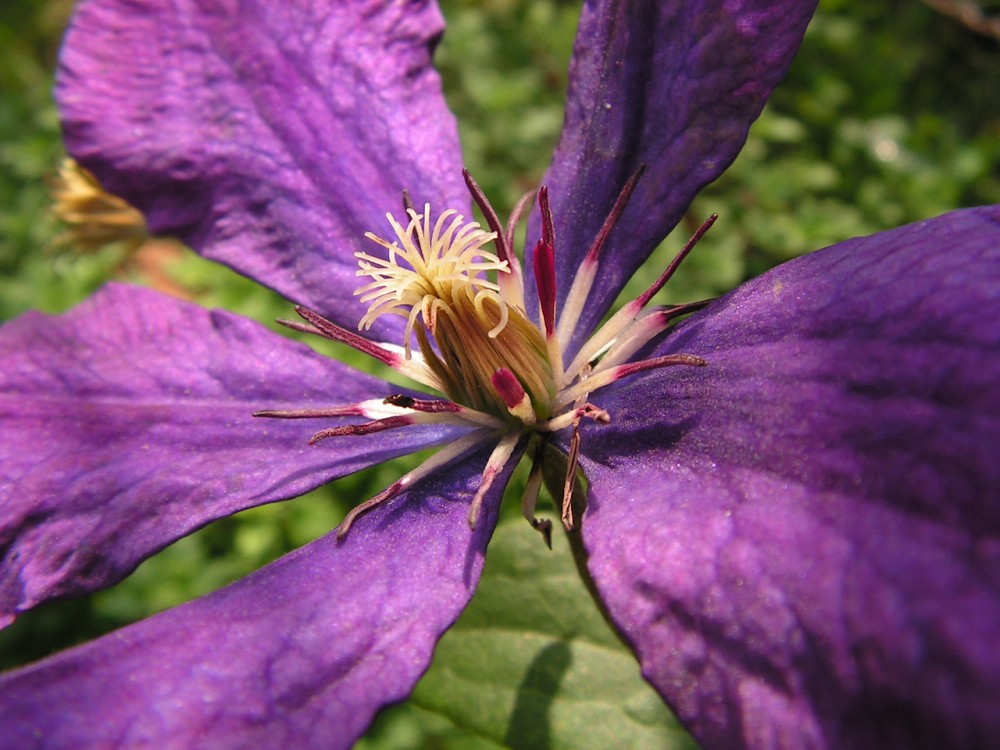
[293,306,398,368]
[615,354,708,381]
[636,213,718,307]
[337,481,404,539]
[533,239,557,336]
[384,394,462,414]
[538,185,555,248]
[401,189,415,215]
[505,189,535,253]
[385,394,415,408]
[661,298,715,322]
[276,318,321,336]
[253,405,364,419]
[585,164,646,263]
[309,415,412,444]
[491,368,527,410]
[561,425,583,532]
[532,518,554,549]
[463,168,514,267]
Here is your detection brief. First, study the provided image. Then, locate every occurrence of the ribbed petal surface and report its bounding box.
[0,284,459,625]
[57,0,467,337]
[0,454,507,749]
[581,207,1000,749]
[528,0,817,352]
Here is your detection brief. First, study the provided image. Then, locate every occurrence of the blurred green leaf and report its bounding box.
[405,518,699,750]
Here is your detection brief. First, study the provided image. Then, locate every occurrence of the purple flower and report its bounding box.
[2,0,999,748]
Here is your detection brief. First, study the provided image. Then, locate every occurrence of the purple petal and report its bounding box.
[0,284,458,626]
[57,0,467,337]
[529,0,817,352]
[0,453,507,749]
[580,207,1000,748]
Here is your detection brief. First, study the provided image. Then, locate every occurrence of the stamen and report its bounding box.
[533,186,564,389]
[309,409,493,444]
[464,169,524,309]
[537,403,610,433]
[504,189,535,261]
[492,368,536,424]
[588,310,674,375]
[562,422,583,531]
[255,394,506,435]
[254,405,369,419]
[557,165,646,349]
[254,400,401,421]
[661,298,714,319]
[520,441,552,548]
[557,353,707,408]
[337,429,495,538]
[563,215,717,381]
[284,306,441,390]
[383,394,454,413]
[310,415,415,444]
[383,394,508,430]
[539,185,556,248]
[468,432,521,529]
[256,396,458,422]
[534,238,557,336]
[533,185,557,330]
[634,214,718,309]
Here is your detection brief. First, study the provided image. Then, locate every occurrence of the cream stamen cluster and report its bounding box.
[257,169,713,543]
[355,207,511,356]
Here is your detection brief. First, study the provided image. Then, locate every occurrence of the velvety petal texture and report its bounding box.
[529,0,818,351]
[581,207,1000,749]
[0,284,459,626]
[0,455,507,749]
[58,0,468,336]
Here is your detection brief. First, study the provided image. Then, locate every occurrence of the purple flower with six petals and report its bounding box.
[1,1,999,748]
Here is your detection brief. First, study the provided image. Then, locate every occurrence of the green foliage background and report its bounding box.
[1,0,998,747]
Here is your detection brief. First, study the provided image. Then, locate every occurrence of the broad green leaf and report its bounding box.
[407,517,700,750]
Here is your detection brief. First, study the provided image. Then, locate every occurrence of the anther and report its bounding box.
[556,165,646,348]
[310,415,414,444]
[534,238,557,336]
[336,430,495,538]
[468,433,521,529]
[463,169,522,295]
[521,441,552,549]
[634,213,718,309]
[492,368,535,424]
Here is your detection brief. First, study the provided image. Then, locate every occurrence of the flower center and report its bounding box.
[256,168,714,542]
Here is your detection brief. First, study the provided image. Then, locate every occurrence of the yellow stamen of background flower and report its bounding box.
[51,158,148,253]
